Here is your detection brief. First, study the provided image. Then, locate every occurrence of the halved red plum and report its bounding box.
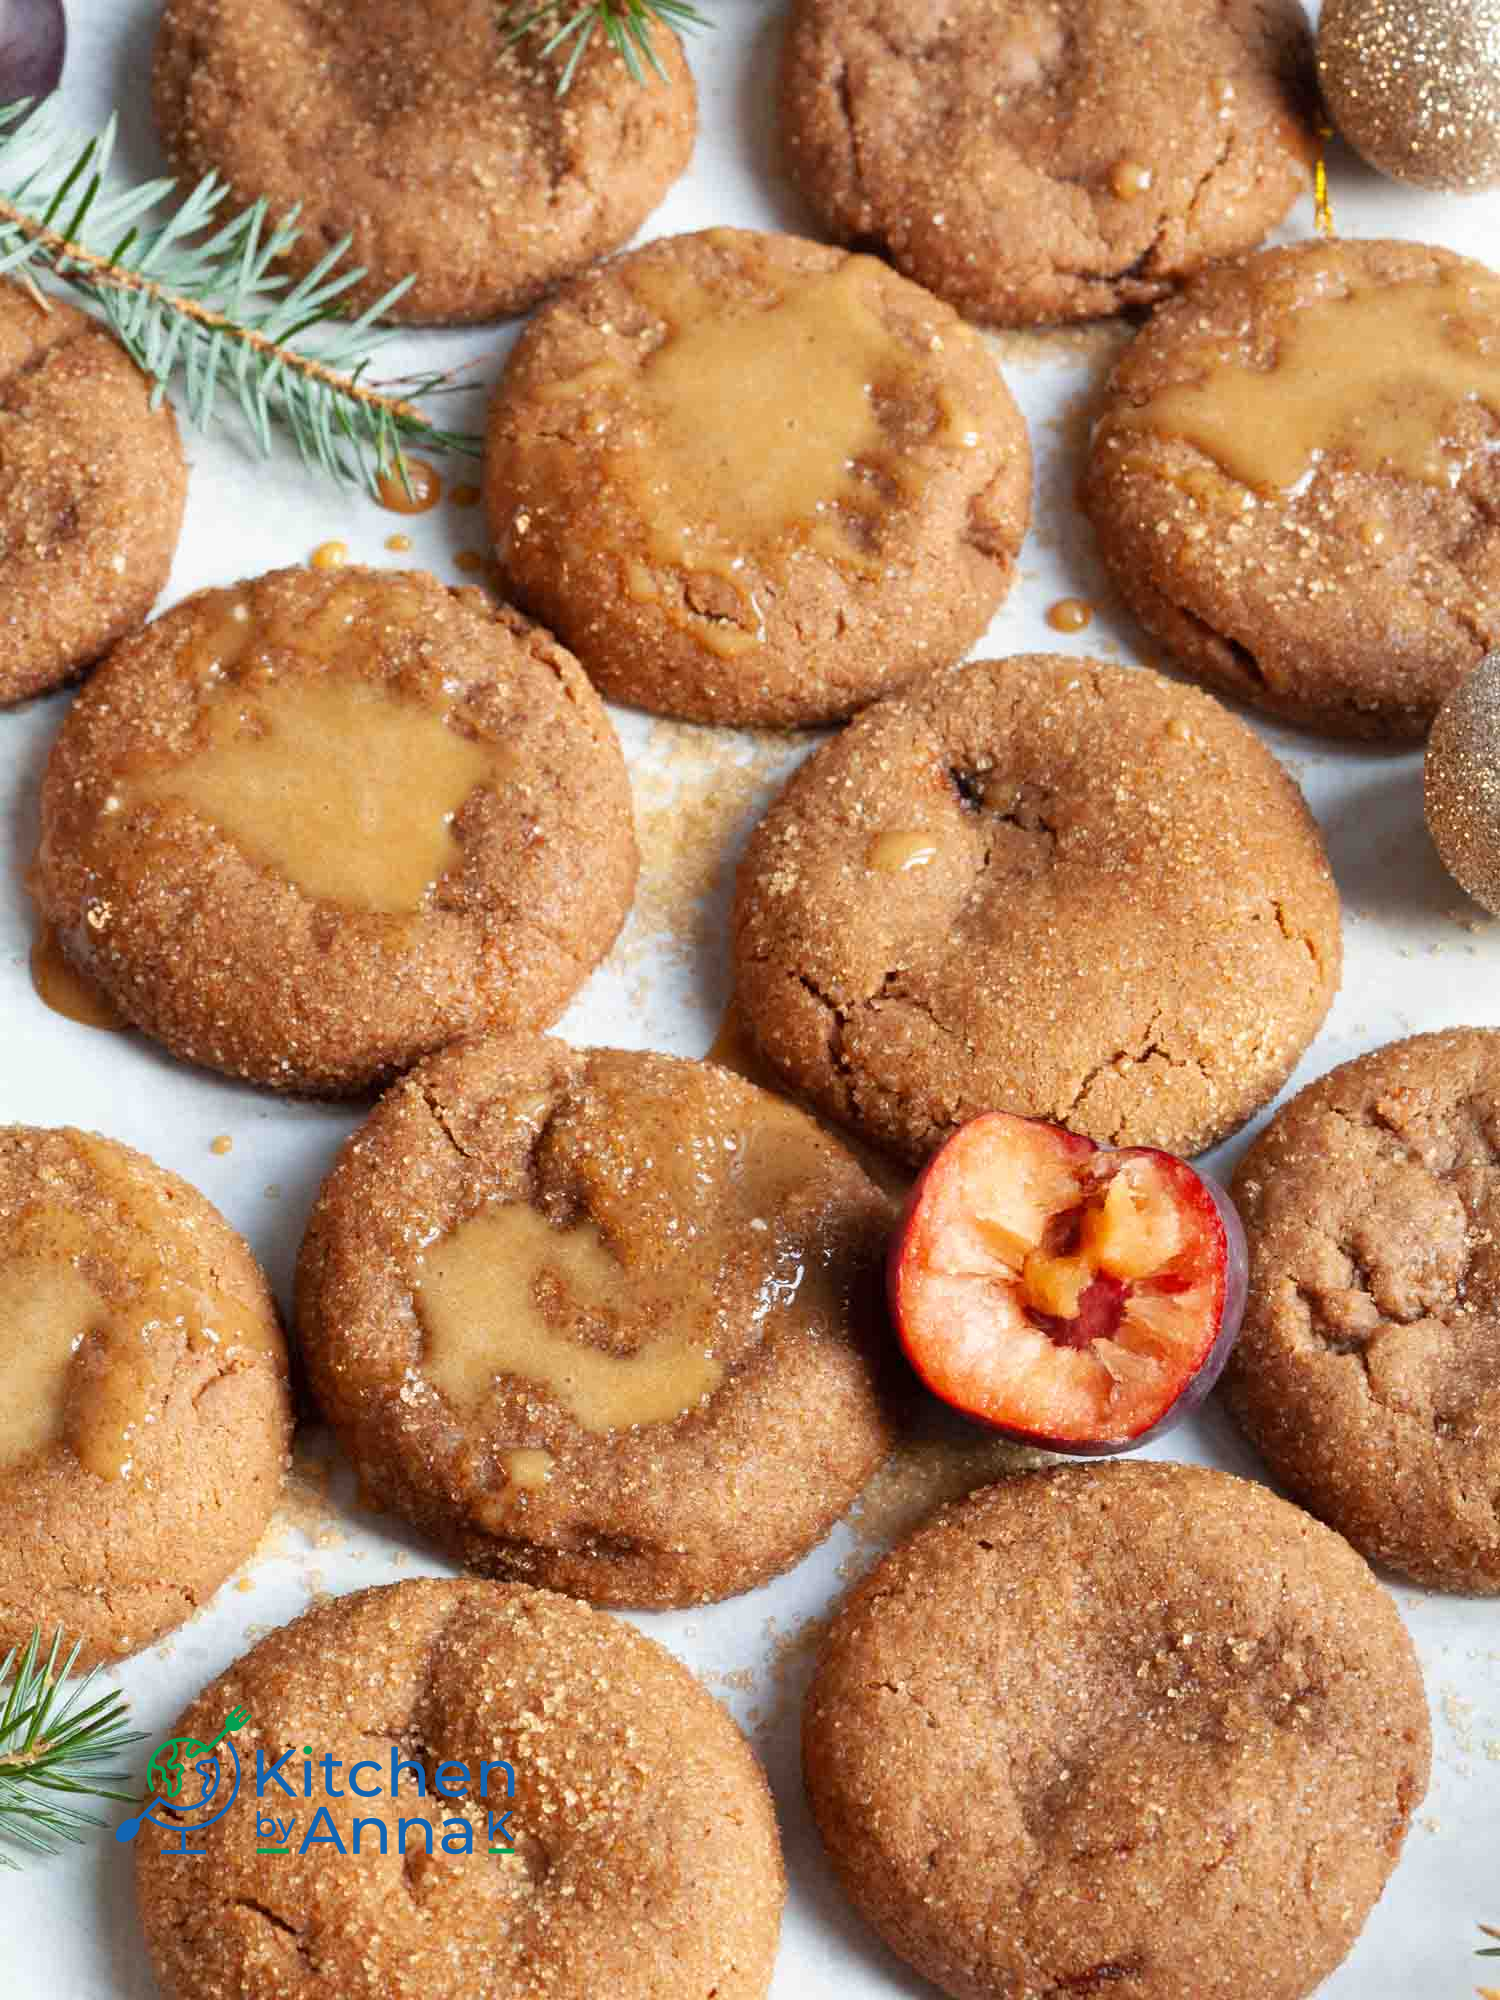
[888,1111,1247,1453]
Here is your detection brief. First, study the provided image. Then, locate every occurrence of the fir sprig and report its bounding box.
[0,1627,142,1864]
[502,0,710,92]
[0,99,479,490]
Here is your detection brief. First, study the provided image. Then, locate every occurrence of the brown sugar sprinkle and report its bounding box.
[375,456,442,514]
[384,531,413,553]
[840,1405,1049,1577]
[450,482,482,507]
[309,540,348,570]
[1046,596,1094,633]
[454,549,486,573]
[209,1134,233,1156]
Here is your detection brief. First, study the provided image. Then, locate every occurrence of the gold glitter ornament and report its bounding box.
[1426,654,1500,914]
[1318,0,1500,193]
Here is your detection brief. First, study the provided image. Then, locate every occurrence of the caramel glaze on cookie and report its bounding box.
[804,1463,1430,2000]
[136,1580,785,2000]
[153,0,697,324]
[34,566,638,1096]
[1227,1029,1500,1592]
[779,0,1317,328]
[296,1035,898,1606]
[485,227,1032,727]
[733,654,1341,1166]
[0,281,186,706]
[0,1127,291,1668]
[1083,239,1500,739]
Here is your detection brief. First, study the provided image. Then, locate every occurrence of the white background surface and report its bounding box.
[2,1,1499,1993]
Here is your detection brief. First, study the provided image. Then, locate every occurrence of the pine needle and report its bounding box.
[501,0,710,91]
[0,99,479,491]
[0,1627,143,1865]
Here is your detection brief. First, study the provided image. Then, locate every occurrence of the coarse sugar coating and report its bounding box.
[778,0,1316,328]
[135,1578,785,2000]
[0,280,186,705]
[34,566,638,1096]
[1226,1028,1500,1591]
[803,1461,1431,2000]
[0,1126,291,1667]
[484,227,1032,727]
[152,0,696,324]
[732,653,1341,1165]
[295,1034,898,1605]
[1083,239,1500,739]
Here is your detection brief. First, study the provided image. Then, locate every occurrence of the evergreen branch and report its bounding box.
[0,1627,143,1865]
[501,0,710,91]
[0,99,480,490]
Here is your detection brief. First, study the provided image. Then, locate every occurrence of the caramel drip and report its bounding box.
[1113,266,1500,493]
[414,1208,725,1432]
[412,1085,853,1436]
[376,458,442,515]
[0,1156,278,1482]
[1046,598,1094,634]
[866,830,939,873]
[310,541,349,570]
[116,582,506,913]
[534,238,979,654]
[502,1448,552,1490]
[703,1003,771,1085]
[1110,160,1153,198]
[29,921,123,1030]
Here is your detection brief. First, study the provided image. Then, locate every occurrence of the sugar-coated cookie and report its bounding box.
[0,1126,290,1666]
[485,227,1031,726]
[35,567,637,1095]
[153,0,697,323]
[136,1579,784,2000]
[779,0,1316,327]
[1227,1028,1500,1591]
[0,281,185,705]
[804,1462,1430,2000]
[733,654,1341,1164]
[1083,239,1500,739]
[296,1035,897,1605]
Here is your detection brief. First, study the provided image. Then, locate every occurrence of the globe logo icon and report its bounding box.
[116,1705,248,1856]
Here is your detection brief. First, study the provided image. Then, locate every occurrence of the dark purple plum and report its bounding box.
[0,0,65,106]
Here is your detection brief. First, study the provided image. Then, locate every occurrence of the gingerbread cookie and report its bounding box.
[0,280,185,706]
[484,227,1031,727]
[1226,1029,1500,1591]
[0,1126,290,1667]
[296,1035,896,1605]
[804,1462,1430,2000]
[153,0,696,324]
[1083,239,1500,739]
[34,567,637,1095]
[136,1579,784,2000]
[733,654,1341,1165]
[778,0,1316,328]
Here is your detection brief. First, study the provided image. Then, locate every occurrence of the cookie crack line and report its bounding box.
[231,1898,307,1945]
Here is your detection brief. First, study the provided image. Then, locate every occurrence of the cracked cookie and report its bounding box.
[33,565,637,1096]
[483,226,1032,727]
[1225,1029,1500,1591]
[0,279,186,706]
[0,1126,291,1668]
[136,1578,785,2000]
[803,1461,1430,2000]
[152,0,696,324]
[732,653,1341,1167]
[777,0,1316,329]
[1083,239,1500,739]
[295,1034,898,1605]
